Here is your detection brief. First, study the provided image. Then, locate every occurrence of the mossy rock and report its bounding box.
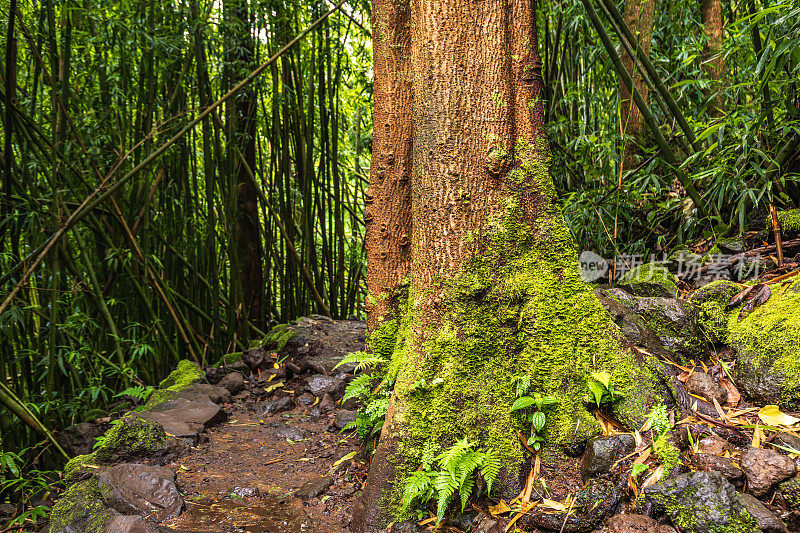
[63,453,100,485]
[688,280,741,345]
[634,298,703,359]
[619,264,678,298]
[779,476,800,511]
[158,360,202,391]
[93,416,185,464]
[82,409,107,423]
[729,284,800,408]
[766,209,800,237]
[262,323,298,353]
[213,352,243,367]
[48,478,112,533]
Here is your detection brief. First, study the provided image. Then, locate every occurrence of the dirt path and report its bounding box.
[164,317,368,533]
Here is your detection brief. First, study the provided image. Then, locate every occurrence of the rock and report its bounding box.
[174,383,232,405]
[594,289,675,359]
[729,284,800,407]
[773,432,800,454]
[600,514,673,533]
[231,486,259,498]
[305,374,345,398]
[643,471,757,533]
[48,478,112,533]
[217,372,245,395]
[633,297,702,358]
[778,476,800,511]
[384,521,422,533]
[297,392,315,406]
[92,416,189,465]
[276,426,307,441]
[0,503,15,517]
[698,435,732,455]
[57,421,110,457]
[685,372,727,405]
[470,514,505,533]
[263,396,293,415]
[96,463,183,522]
[272,318,366,375]
[318,393,334,413]
[103,515,165,533]
[242,347,270,373]
[134,398,226,445]
[619,264,678,298]
[740,447,796,496]
[691,453,742,480]
[334,410,358,430]
[736,493,788,533]
[294,476,334,499]
[580,435,636,481]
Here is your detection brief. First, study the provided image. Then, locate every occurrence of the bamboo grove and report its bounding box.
[0,0,372,459]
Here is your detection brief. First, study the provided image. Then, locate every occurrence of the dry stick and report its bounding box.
[0,0,348,318]
[769,204,784,268]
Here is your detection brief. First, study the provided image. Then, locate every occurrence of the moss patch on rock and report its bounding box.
[263,323,298,352]
[728,284,800,408]
[688,280,740,344]
[143,360,203,409]
[48,478,112,533]
[620,264,678,298]
[94,416,168,463]
[767,209,800,236]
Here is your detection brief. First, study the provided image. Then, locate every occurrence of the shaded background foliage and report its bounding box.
[0,0,799,517]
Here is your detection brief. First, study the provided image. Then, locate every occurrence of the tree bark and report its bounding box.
[618,0,655,168]
[701,0,725,115]
[354,0,667,529]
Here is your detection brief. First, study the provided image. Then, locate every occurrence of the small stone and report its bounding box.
[276,427,307,441]
[685,372,727,405]
[103,515,164,533]
[217,372,246,395]
[231,486,259,498]
[305,374,345,398]
[263,396,293,415]
[580,435,636,480]
[297,392,315,406]
[334,410,358,430]
[691,453,742,480]
[698,435,731,455]
[740,447,797,496]
[295,476,334,499]
[601,514,674,533]
[773,432,800,454]
[737,493,787,532]
[174,383,232,405]
[318,393,334,413]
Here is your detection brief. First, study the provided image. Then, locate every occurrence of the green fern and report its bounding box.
[334,350,387,372]
[342,374,373,403]
[402,438,499,523]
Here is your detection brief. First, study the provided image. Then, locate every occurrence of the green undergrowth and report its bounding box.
[728,280,800,406]
[262,323,298,352]
[379,139,665,518]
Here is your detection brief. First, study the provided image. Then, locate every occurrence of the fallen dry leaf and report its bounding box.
[489,500,511,516]
[719,377,741,406]
[758,405,800,427]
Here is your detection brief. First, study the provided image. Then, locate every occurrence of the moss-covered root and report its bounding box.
[48,479,112,533]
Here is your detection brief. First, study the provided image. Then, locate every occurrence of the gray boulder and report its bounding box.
[96,463,183,522]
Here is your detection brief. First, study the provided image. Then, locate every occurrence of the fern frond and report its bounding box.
[342,374,373,403]
[479,448,501,495]
[456,451,483,486]
[434,470,457,523]
[459,474,475,511]
[334,350,387,372]
[436,437,474,476]
[402,471,433,512]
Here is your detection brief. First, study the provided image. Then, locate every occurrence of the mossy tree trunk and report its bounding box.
[618,0,655,169]
[354,0,670,530]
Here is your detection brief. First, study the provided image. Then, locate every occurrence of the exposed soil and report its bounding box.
[163,396,364,532]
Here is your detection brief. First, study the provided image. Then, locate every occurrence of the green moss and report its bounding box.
[94,416,167,463]
[767,209,800,235]
[779,476,800,511]
[728,284,800,407]
[158,360,202,391]
[82,409,106,423]
[688,279,741,344]
[620,264,678,297]
[48,479,112,533]
[62,452,99,485]
[263,324,297,352]
[382,137,664,518]
[214,352,243,367]
[653,433,682,478]
[648,482,758,533]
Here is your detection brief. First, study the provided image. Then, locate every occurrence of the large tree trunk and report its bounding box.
[618,0,655,169]
[353,0,667,529]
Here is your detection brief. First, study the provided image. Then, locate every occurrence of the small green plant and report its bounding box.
[510,376,558,451]
[587,371,623,406]
[0,448,56,528]
[113,385,154,405]
[334,350,387,373]
[343,391,390,436]
[402,438,500,523]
